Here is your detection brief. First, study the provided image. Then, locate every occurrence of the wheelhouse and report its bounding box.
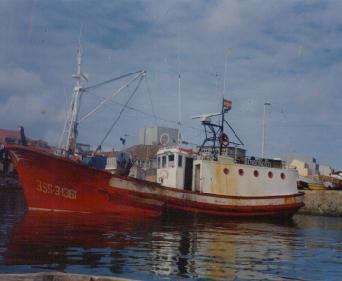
[156,147,194,190]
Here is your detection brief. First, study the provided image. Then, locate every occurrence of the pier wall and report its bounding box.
[300,190,342,216]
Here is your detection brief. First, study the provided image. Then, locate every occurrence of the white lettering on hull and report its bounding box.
[36,179,77,200]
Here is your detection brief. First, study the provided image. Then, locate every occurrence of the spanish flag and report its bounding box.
[223,99,232,111]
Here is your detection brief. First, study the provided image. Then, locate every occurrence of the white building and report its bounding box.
[139,126,179,146]
[319,165,332,176]
[285,155,332,177]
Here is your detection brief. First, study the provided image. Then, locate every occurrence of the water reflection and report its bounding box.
[0,190,342,280]
[148,217,303,280]
[5,211,161,272]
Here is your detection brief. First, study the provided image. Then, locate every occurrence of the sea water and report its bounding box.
[0,188,341,281]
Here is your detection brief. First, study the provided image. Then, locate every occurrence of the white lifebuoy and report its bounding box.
[160,170,169,179]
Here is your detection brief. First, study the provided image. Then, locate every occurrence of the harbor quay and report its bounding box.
[299,190,342,216]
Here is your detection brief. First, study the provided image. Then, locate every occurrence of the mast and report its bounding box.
[219,98,225,155]
[65,47,84,154]
[220,49,231,155]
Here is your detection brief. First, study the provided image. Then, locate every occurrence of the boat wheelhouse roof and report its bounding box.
[157,146,194,156]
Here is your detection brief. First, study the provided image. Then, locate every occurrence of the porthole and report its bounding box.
[268,171,273,179]
[254,170,259,177]
[280,173,286,180]
[238,169,244,176]
[223,168,229,175]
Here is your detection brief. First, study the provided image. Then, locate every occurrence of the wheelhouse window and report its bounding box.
[168,154,175,167]
[162,156,167,168]
[158,157,161,169]
[178,155,183,167]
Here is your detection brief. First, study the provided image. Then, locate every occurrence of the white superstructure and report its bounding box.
[156,147,194,190]
[156,147,298,198]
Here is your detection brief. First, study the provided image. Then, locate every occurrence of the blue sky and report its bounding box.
[0,0,341,169]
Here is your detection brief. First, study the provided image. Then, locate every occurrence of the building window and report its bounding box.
[178,155,183,167]
[162,156,167,168]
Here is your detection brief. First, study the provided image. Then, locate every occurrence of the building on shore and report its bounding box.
[287,156,333,177]
[282,155,341,189]
[139,126,179,146]
[0,128,49,175]
[124,144,161,182]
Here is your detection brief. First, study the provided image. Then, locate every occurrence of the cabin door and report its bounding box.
[184,158,193,191]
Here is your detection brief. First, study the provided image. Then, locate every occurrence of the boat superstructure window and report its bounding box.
[178,155,183,167]
[158,157,161,168]
[168,154,175,167]
[162,155,167,168]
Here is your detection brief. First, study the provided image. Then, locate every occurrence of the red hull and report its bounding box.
[8,145,163,217]
[7,145,304,219]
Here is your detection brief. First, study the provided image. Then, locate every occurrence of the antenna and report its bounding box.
[261,102,271,158]
[222,49,232,97]
[78,24,83,49]
[221,49,233,154]
[177,26,182,145]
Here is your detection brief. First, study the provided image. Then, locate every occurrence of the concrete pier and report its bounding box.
[299,190,342,216]
[0,272,136,281]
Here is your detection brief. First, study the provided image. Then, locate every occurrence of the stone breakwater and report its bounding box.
[299,190,342,216]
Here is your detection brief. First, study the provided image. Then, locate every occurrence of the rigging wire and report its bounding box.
[144,76,158,126]
[82,70,143,92]
[224,120,244,146]
[84,90,203,132]
[58,80,71,148]
[94,73,145,154]
[78,71,144,123]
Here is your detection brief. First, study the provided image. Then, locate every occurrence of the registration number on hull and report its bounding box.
[36,179,77,200]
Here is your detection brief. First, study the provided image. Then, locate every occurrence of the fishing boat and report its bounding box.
[6,47,304,219]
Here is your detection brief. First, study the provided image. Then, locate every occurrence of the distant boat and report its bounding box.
[6,47,304,219]
[297,175,327,190]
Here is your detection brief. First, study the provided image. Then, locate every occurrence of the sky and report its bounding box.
[0,0,341,169]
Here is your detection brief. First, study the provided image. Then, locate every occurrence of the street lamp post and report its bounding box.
[261,102,271,158]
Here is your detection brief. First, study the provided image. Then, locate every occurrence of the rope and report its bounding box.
[94,74,145,154]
